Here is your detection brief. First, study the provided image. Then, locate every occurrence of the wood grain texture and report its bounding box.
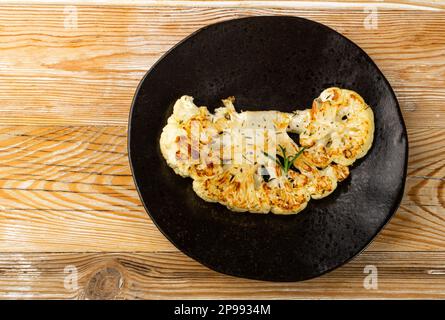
[1,251,445,299]
[0,2,443,299]
[0,5,444,128]
[3,0,445,10]
[0,126,443,252]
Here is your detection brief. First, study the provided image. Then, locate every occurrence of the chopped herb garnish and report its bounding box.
[263,145,306,176]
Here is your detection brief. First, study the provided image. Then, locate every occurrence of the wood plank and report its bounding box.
[0,6,443,127]
[0,2,442,299]
[3,204,445,252]
[0,125,443,252]
[1,251,445,299]
[0,126,175,252]
[407,128,445,178]
[3,1,445,10]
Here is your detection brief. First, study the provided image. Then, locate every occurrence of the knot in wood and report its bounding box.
[85,267,123,300]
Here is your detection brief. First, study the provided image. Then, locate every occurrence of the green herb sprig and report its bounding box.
[263,145,305,175]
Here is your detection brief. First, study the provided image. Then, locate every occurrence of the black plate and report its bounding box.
[128,16,408,281]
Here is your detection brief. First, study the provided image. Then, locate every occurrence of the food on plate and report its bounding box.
[160,87,374,214]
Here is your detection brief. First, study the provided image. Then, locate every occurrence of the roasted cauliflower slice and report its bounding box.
[289,87,374,166]
[160,88,374,215]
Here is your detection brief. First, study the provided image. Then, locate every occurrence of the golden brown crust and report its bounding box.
[160,88,374,215]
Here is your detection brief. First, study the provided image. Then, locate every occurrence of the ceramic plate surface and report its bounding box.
[128,16,408,281]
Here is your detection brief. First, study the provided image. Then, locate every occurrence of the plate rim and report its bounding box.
[127,15,409,282]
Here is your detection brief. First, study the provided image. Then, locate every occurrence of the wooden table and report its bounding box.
[0,0,443,299]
